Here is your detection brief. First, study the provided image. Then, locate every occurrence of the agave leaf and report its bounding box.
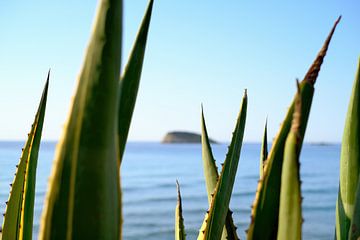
[118,0,153,163]
[277,82,303,240]
[259,119,268,179]
[197,90,247,240]
[349,177,360,240]
[175,181,186,240]
[337,59,360,240]
[2,74,49,240]
[247,17,340,240]
[39,1,123,239]
[201,107,239,240]
[201,106,218,204]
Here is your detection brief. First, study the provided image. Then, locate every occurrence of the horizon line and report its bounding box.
[0,139,342,145]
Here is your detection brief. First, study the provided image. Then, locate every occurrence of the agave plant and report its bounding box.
[39,0,153,239]
[1,0,153,239]
[174,16,340,240]
[247,17,340,240]
[197,90,247,240]
[200,104,241,240]
[1,73,49,240]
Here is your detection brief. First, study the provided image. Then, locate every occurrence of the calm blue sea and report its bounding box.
[0,141,340,239]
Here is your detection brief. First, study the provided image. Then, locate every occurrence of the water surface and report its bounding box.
[0,141,340,239]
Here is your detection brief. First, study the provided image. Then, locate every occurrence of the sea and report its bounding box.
[0,141,340,239]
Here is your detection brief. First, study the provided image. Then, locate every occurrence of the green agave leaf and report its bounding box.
[118,0,153,163]
[201,107,239,240]
[201,106,218,204]
[277,82,303,240]
[259,119,268,179]
[39,1,123,239]
[2,74,49,240]
[175,181,186,240]
[350,178,360,240]
[247,17,340,240]
[336,59,360,240]
[197,90,247,240]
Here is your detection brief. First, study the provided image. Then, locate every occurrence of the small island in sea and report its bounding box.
[162,131,217,144]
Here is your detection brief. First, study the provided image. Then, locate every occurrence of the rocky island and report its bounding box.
[162,131,217,144]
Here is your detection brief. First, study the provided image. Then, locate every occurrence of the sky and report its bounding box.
[0,1,359,143]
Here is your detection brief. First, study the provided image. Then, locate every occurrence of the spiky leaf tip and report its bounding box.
[201,106,240,240]
[259,118,268,179]
[2,73,49,240]
[201,105,219,205]
[175,181,186,240]
[118,0,154,163]
[198,90,247,240]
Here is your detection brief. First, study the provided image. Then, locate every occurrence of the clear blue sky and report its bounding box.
[0,1,359,142]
